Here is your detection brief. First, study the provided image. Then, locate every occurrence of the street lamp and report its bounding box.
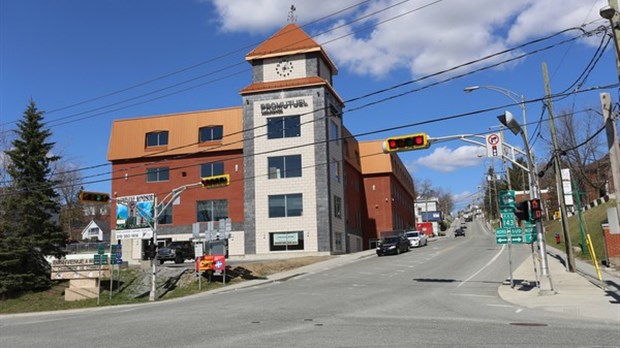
[498,111,554,293]
[464,85,528,140]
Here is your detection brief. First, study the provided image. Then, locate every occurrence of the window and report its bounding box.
[146,131,168,147]
[268,194,302,218]
[267,116,300,139]
[199,126,223,142]
[201,161,224,177]
[269,231,304,251]
[329,120,339,145]
[331,158,341,183]
[146,167,169,182]
[196,200,228,222]
[334,195,342,219]
[157,205,172,225]
[268,155,302,179]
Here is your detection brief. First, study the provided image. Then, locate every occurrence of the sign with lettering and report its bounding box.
[260,99,309,116]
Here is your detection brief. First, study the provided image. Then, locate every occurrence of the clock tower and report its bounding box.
[240,23,346,255]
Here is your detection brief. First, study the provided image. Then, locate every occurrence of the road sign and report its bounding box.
[496,234,526,244]
[93,254,109,265]
[525,233,537,243]
[500,213,516,227]
[486,133,503,158]
[499,190,516,209]
[97,244,105,255]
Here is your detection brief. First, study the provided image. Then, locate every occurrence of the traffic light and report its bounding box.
[201,174,230,189]
[530,198,542,221]
[382,133,429,153]
[514,200,530,223]
[79,191,111,203]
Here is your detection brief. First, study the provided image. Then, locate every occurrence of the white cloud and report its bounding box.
[207,0,604,77]
[414,145,484,172]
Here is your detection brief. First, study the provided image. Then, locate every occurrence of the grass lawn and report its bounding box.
[0,256,332,315]
[543,199,616,265]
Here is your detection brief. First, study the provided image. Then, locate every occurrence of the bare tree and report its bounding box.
[52,163,88,241]
[544,108,607,202]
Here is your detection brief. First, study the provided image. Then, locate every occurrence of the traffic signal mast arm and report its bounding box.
[426,133,530,172]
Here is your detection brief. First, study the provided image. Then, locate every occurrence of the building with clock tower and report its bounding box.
[107,22,417,263]
[240,23,347,255]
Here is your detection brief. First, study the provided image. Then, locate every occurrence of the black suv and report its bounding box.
[157,241,195,264]
[455,227,466,237]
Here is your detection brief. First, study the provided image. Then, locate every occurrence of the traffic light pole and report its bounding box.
[521,130,554,293]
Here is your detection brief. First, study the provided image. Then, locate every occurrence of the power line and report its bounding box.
[2,84,615,197]
[1,24,606,189]
[1,0,420,131]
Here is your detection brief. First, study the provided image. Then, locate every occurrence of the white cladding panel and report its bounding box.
[252,96,318,253]
[263,55,307,82]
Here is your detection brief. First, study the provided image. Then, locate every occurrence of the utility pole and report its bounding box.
[600,93,620,224]
[543,62,576,272]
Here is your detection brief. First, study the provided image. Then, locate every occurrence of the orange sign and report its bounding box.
[196,255,226,272]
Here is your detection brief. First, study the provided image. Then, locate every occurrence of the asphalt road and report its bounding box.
[2,220,619,347]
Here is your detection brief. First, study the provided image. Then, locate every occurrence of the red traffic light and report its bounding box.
[201,174,230,189]
[383,133,429,153]
[530,199,542,221]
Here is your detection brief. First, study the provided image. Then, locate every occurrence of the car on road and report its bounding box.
[376,235,410,256]
[455,227,466,237]
[404,230,428,248]
[157,241,195,264]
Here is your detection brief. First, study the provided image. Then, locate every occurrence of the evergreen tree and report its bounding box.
[0,101,67,299]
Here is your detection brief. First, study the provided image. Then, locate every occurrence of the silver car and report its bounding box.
[405,230,428,248]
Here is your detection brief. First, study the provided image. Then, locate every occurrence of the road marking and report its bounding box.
[456,245,505,288]
[486,304,514,308]
[451,293,495,298]
[516,308,523,313]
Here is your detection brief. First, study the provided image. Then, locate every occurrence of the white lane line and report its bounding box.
[486,304,514,308]
[451,293,495,298]
[516,308,523,313]
[456,245,505,288]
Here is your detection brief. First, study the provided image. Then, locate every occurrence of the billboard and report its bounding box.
[114,194,155,240]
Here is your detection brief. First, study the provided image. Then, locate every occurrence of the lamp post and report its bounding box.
[499,111,554,293]
[465,85,528,190]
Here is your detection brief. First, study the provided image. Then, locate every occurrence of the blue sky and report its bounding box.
[1,0,615,211]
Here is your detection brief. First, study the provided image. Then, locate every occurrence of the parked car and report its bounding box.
[405,230,428,247]
[157,241,195,264]
[376,235,410,256]
[455,227,466,237]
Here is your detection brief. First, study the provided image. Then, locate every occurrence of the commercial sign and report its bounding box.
[114,194,155,239]
[51,259,110,279]
[195,255,226,272]
[273,232,299,246]
[260,99,309,116]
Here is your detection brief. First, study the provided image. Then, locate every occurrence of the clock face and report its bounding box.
[275,59,294,77]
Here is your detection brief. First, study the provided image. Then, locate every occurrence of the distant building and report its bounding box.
[81,219,111,242]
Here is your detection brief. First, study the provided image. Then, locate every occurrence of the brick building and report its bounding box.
[107,23,416,263]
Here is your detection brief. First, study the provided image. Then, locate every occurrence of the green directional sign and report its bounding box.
[499,190,516,209]
[97,244,105,255]
[496,236,508,244]
[501,213,516,227]
[511,235,524,243]
[93,254,109,265]
[525,233,537,243]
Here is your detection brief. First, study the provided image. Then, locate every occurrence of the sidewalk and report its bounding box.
[498,246,620,323]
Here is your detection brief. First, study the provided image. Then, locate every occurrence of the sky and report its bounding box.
[0,0,616,211]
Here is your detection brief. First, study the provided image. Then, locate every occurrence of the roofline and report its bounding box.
[240,80,344,106]
[112,106,242,123]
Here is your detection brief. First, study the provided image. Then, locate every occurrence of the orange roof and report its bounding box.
[240,76,344,105]
[246,23,337,74]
